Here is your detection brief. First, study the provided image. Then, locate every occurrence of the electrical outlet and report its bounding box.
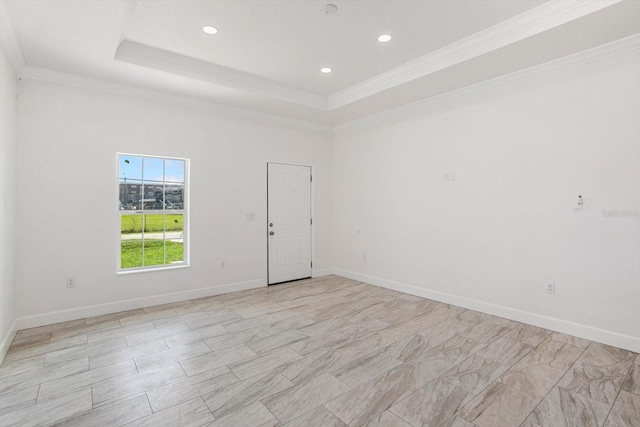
[546,283,555,294]
[220,261,226,269]
[67,277,75,288]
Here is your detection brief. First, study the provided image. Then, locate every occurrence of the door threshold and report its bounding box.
[268,277,312,286]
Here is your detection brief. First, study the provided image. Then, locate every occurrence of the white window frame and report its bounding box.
[116,152,190,274]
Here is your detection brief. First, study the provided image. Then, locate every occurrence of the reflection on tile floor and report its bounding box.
[0,275,637,426]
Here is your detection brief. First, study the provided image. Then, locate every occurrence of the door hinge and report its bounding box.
[310,175,312,182]
[311,261,313,268]
[310,218,313,225]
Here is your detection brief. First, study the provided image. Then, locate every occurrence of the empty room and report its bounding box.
[0,0,639,426]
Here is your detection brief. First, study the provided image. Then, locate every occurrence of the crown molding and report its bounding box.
[115,40,328,111]
[19,65,332,136]
[0,1,25,72]
[333,34,640,135]
[328,0,624,109]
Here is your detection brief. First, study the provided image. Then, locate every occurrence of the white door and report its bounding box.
[268,163,311,285]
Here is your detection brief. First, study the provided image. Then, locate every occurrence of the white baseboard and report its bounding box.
[312,268,335,278]
[333,269,640,353]
[0,319,18,364]
[14,279,265,332]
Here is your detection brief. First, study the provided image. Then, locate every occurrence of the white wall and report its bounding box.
[332,49,640,352]
[15,79,332,325]
[0,46,18,358]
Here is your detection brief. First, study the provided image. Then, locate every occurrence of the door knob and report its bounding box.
[269,231,275,235]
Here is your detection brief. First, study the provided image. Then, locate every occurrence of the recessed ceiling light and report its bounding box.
[378,34,392,43]
[202,25,218,35]
[320,67,333,74]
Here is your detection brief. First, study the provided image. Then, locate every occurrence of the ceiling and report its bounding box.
[2,0,639,127]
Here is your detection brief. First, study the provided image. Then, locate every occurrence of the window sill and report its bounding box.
[117,263,190,276]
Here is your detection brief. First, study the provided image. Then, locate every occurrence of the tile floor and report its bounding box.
[0,275,637,426]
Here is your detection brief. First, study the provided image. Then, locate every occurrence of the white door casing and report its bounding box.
[267,163,311,284]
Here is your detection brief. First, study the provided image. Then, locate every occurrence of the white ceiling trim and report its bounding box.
[328,0,624,109]
[115,40,329,110]
[334,34,640,135]
[19,65,332,136]
[0,1,25,72]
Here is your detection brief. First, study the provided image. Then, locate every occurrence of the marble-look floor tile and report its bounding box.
[581,342,635,367]
[278,334,394,385]
[44,337,127,366]
[263,373,351,423]
[520,337,584,370]
[4,334,87,362]
[4,276,636,427]
[207,401,279,427]
[550,332,590,349]
[222,314,279,333]
[151,312,209,329]
[134,341,211,372]
[119,308,179,327]
[499,357,566,398]
[298,318,351,338]
[229,346,303,380]
[49,320,122,342]
[245,329,308,354]
[473,336,533,366]
[146,365,238,412]
[324,359,454,426]
[288,331,350,356]
[458,382,539,427]
[186,310,242,330]
[37,359,137,402]
[89,338,168,369]
[604,390,640,427]
[0,357,89,394]
[418,319,470,349]
[363,410,413,427]
[9,332,52,352]
[330,351,402,387]
[56,393,152,426]
[559,358,633,405]
[259,315,316,336]
[0,388,92,427]
[623,362,640,395]
[389,378,471,427]
[439,354,510,395]
[413,334,486,366]
[524,385,610,427]
[504,324,552,347]
[0,385,39,414]
[0,354,45,378]
[13,319,86,340]
[440,415,477,427]
[204,327,270,352]
[123,397,215,427]
[203,370,294,418]
[283,406,347,427]
[92,362,186,406]
[181,345,257,376]
[84,309,145,326]
[87,321,156,344]
[164,324,229,349]
[459,320,514,344]
[125,321,192,346]
[235,302,287,319]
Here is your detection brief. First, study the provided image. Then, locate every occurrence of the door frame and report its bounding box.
[266,162,314,286]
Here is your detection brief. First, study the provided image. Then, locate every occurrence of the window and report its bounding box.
[118,154,188,272]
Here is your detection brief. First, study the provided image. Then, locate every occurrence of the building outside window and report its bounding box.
[118,153,189,272]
